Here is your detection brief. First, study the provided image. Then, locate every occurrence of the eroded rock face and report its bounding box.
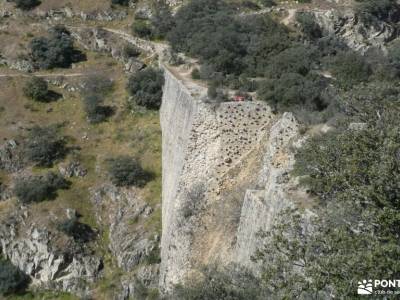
[159,68,301,292]
[0,140,23,173]
[90,184,158,272]
[70,27,149,73]
[0,207,102,297]
[314,9,398,53]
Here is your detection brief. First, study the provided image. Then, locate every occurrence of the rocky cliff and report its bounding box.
[159,68,303,292]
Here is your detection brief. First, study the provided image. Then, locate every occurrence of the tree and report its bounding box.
[81,75,114,124]
[107,156,149,187]
[258,73,329,112]
[58,217,95,243]
[11,0,40,10]
[151,0,175,39]
[23,77,49,102]
[29,26,83,70]
[23,125,67,167]
[171,266,263,300]
[132,20,153,39]
[296,12,322,40]
[255,84,400,298]
[14,172,69,204]
[127,67,164,109]
[329,51,371,89]
[111,0,129,6]
[0,259,29,296]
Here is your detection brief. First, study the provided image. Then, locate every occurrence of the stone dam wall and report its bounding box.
[159,67,302,292]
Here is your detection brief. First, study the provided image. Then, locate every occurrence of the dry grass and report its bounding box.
[0,47,162,295]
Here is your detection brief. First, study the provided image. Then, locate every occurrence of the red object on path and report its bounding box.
[233,95,245,102]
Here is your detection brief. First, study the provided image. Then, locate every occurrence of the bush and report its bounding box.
[355,0,400,23]
[107,156,150,187]
[296,12,322,40]
[258,73,329,112]
[151,0,175,39]
[58,217,95,243]
[23,125,67,167]
[30,26,84,69]
[0,259,29,296]
[82,75,114,123]
[23,77,49,102]
[127,67,164,109]
[329,51,371,89]
[14,172,69,204]
[83,94,112,124]
[132,20,153,39]
[111,0,129,6]
[122,44,141,59]
[171,266,263,300]
[191,68,201,79]
[11,0,40,10]
[260,0,276,7]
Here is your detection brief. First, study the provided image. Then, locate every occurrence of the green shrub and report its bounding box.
[132,20,153,39]
[111,0,129,6]
[11,0,40,10]
[329,51,371,89]
[191,68,201,79]
[254,87,400,298]
[258,73,329,112]
[14,172,69,204]
[127,67,164,109]
[107,156,150,187]
[30,26,84,70]
[82,75,114,124]
[0,259,29,296]
[355,0,400,23]
[58,217,95,243]
[23,125,67,167]
[296,12,322,40]
[23,77,49,102]
[260,0,276,6]
[151,0,175,39]
[122,44,141,59]
[171,266,262,300]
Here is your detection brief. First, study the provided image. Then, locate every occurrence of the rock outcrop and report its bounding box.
[159,67,301,291]
[0,207,102,297]
[314,9,398,53]
[91,184,158,272]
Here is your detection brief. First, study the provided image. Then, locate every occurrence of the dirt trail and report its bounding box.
[0,73,86,78]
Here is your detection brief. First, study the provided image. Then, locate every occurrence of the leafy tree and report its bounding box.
[255,83,400,298]
[11,0,40,10]
[0,259,29,296]
[23,77,49,102]
[29,26,84,70]
[132,20,153,39]
[123,44,141,59]
[58,217,95,243]
[355,0,400,23]
[258,73,329,112]
[81,75,114,124]
[14,172,69,204]
[151,0,175,39]
[111,0,129,6]
[23,125,67,167]
[127,67,164,109]
[107,156,150,187]
[171,266,263,300]
[329,51,371,89]
[296,12,322,40]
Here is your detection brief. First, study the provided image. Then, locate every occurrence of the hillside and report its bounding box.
[1,0,399,299]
